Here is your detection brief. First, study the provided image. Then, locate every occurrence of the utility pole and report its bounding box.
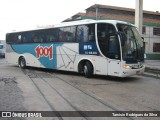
[96,5,99,20]
[135,0,143,35]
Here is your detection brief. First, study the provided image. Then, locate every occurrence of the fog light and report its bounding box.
[122,65,131,69]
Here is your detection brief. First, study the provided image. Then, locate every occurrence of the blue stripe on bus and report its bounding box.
[11,43,62,69]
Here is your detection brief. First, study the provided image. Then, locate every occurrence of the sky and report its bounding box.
[0,0,160,40]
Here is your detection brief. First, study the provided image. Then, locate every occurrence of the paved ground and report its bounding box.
[0,58,160,120]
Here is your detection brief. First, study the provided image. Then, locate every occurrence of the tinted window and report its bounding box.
[59,26,76,42]
[45,28,59,42]
[97,23,120,59]
[7,33,22,44]
[21,32,32,43]
[76,24,95,42]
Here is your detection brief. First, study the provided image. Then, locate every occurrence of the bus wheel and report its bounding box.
[19,57,26,69]
[83,61,93,78]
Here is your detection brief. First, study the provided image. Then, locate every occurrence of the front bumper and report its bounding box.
[120,65,145,77]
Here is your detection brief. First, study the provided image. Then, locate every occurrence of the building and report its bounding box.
[63,4,160,59]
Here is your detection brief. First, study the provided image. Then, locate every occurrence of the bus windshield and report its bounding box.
[117,24,144,63]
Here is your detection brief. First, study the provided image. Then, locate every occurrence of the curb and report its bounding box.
[143,67,160,79]
[145,67,160,74]
[142,72,160,79]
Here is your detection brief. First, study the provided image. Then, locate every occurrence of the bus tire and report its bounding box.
[19,57,26,69]
[83,61,93,78]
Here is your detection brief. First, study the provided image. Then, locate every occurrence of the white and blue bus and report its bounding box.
[6,19,145,77]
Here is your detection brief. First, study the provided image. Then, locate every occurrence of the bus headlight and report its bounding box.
[122,65,131,69]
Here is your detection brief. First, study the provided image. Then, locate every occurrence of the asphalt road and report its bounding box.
[0,58,160,120]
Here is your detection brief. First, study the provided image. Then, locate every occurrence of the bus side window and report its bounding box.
[76,26,83,42]
[76,24,95,42]
[59,28,66,42]
[32,33,39,43]
[97,23,120,59]
[21,33,29,43]
[31,30,45,43]
[76,24,95,43]
[68,26,76,42]
[46,30,52,42]
[64,26,76,42]
[59,27,76,42]
[52,29,59,42]
[22,36,27,43]
[13,34,18,43]
[14,34,22,43]
[38,30,46,43]
[107,25,120,59]
[46,28,59,42]
[97,24,108,56]
[76,25,88,42]
[88,24,95,42]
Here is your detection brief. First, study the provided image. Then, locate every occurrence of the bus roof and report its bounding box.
[55,19,132,27]
[7,19,133,34]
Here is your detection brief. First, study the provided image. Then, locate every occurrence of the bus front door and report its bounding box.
[108,59,121,77]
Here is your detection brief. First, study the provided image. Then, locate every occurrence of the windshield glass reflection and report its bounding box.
[117,24,144,63]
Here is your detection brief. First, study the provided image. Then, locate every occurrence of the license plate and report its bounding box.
[136,71,140,74]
